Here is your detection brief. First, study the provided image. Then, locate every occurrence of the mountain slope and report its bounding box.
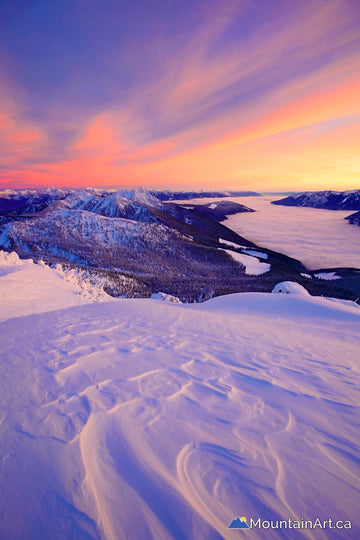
[0,189,271,302]
[1,205,261,301]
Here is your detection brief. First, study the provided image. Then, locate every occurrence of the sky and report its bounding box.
[0,0,360,192]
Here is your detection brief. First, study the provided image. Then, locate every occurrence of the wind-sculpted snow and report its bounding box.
[0,269,359,538]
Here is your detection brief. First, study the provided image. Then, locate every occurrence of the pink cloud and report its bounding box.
[0,91,45,167]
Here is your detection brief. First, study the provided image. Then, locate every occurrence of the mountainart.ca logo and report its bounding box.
[228,517,250,529]
[228,516,352,530]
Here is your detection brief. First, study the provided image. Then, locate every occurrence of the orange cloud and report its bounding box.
[74,114,124,154]
[212,73,360,151]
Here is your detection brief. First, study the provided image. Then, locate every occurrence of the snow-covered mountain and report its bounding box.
[272,190,360,210]
[0,254,359,539]
[0,187,257,215]
[0,187,164,220]
[0,205,194,271]
[0,187,71,200]
[0,187,71,214]
[151,189,261,200]
[55,187,164,220]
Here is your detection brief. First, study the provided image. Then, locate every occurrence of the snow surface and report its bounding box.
[272,281,310,295]
[242,249,268,260]
[0,251,111,319]
[220,238,243,248]
[151,292,182,303]
[222,249,271,275]
[314,272,342,281]
[1,257,360,539]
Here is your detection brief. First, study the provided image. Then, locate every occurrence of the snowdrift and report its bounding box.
[0,251,111,320]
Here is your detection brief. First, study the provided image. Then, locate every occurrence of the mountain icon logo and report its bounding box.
[228,516,250,529]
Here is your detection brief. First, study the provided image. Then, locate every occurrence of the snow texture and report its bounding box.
[0,256,360,539]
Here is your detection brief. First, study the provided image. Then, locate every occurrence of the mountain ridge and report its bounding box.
[272,189,360,211]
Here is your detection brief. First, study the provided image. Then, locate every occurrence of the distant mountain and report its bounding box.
[0,187,71,200]
[0,188,71,215]
[272,190,360,210]
[0,187,259,215]
[54,188,162,221]
[180,200,255,221]
[345,211,360,226]
[151,190,261,200]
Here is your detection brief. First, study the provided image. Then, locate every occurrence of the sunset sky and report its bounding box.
[1,0,359,191]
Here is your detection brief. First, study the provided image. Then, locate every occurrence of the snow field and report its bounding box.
[314,272,342,281]
[221,249,271,275]
[0,253,359,539]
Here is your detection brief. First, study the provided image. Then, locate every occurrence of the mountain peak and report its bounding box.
[114,187,162,207]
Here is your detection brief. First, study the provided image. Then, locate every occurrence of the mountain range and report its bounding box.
[0,188,359,302]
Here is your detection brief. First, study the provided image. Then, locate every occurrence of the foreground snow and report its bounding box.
[0,258,359,539]
[0,251,111,320]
